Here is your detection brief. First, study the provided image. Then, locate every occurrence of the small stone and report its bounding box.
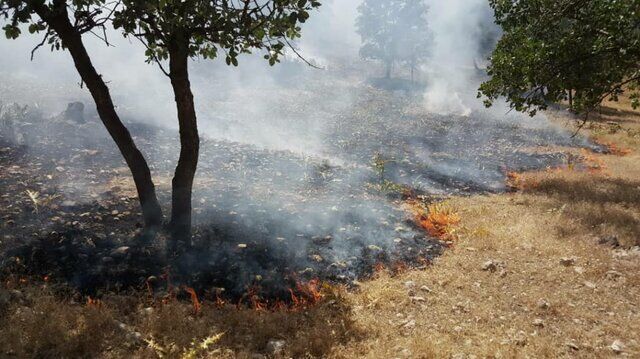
[399,348,411,357]
[537,299,551,310]
[481,260,497,272]
[61,200,77,207]
[266,339,286,355]
[402,320,416,330]
[111,210,119,216]
[141,307,154,315]
[532,318,545,327]
[611,340,624,354]
[420,285,432,293]
[237,243,247,249]
[605,270,623,280]
[583,281,596,289]
[560,257,576,266]
[403,281,416,289]
[410,296,426,303]
[513,331,527,346]
[566,341,580,351]
[110,246,130,257]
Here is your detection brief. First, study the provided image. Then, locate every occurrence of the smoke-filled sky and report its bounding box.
[0,0,497,119]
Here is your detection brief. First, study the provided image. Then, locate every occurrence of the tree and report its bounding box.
[112,0,321,241]
[479,0,640,117]
[1,0,164,230]
[356,0,431,79]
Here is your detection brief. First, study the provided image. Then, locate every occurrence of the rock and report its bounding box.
[537,299,551,310]
[481,260,497,272]
[266,339,286,355]
[61,200,77,207]
[63,102,85,124]
[410,296,426,303]
[403,281,416,289]
[110,246,130,257]
[583,281,596,289]
[532,318,544,327]
[399,348,412,357]
[513,331,527,346]
[402,319,416,330]
[420,285,432,293]
[599,235,620,248]
[565,341,579,351]
[605,270,623,280]
[611,340,625,354]
[560,257,577,266]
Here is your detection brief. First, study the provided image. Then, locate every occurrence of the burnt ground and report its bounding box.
[0,79,601,305]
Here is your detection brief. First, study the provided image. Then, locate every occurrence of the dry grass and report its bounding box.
[1,102,639,358]
[332,103,640,358]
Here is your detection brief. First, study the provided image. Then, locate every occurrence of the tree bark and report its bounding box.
[38,5,163,230]
[568,89,574,110]
[168,34,200,241]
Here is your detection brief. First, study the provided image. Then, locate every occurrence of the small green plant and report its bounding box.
[373,152,393,183]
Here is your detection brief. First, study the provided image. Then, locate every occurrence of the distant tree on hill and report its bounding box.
[479,0,640,117]
[356,0,431,80]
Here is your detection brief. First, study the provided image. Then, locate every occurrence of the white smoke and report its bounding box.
[422,0,496,116]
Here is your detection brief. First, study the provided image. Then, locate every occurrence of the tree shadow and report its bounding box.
[526,176,640,244]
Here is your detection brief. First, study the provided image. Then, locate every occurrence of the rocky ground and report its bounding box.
[0,75,625,357]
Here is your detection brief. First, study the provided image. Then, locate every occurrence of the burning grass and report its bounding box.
[407,200,461,241]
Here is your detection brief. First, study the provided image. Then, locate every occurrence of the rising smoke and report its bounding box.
[0,1,596,296]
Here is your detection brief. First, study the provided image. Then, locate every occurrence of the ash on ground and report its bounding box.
[0,78,599,303]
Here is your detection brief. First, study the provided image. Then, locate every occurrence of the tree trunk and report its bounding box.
[168,34,200,241]
[40,5,163,230]
[385,60,392,79]
[568,89,574,110]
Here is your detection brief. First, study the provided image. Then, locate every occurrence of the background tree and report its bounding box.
[356,0,431,79]
[1,0,164,230]
[479,0,640,117]
[113,0,321,241]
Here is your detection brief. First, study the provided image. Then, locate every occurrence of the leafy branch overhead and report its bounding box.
[479,0,640,116]
[112,0,321,68]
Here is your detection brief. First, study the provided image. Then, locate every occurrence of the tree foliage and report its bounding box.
[113,0,320,69]
[479,0,640,116]
[356,0,431,78]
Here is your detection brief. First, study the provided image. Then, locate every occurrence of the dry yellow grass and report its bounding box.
[1,102,639,358]
[331,103,640,358]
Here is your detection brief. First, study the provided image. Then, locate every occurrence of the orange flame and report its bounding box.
[184,287,201,314]
[594,139,632,156]
[86,296,102,308]
[409,202,460,241]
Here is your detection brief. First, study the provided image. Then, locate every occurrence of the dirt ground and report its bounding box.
[1,100,639,358]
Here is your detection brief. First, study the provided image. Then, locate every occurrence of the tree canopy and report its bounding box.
[356,0,431,79]
[479,0,640,116]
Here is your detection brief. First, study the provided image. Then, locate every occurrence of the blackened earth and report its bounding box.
[0,82,600,303]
